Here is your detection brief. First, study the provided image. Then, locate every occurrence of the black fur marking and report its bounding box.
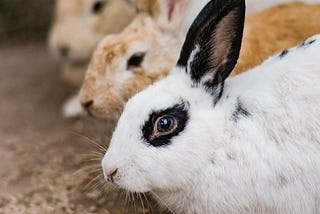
[177,0,245,88]
[299,39,316,48]
[279,49,288,59]
[142,102,189,147]
[204,81,225,106]
[231,98,250,122]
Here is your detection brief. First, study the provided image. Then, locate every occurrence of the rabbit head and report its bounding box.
[102,0,245,195]
[80,0,196,120]
[48,0,136,64]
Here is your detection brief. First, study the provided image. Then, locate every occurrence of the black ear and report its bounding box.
[177,0,245,89]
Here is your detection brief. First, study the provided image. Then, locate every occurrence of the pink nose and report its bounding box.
[106,168,119,183]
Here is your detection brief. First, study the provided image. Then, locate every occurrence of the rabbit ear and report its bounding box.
[152,0,188,32]
[136,0,157,14]
[177,0,245,91]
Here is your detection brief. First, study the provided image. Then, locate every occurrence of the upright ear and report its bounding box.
[177,0,245,90]
[152,0,189,33]
[136,0,157,14]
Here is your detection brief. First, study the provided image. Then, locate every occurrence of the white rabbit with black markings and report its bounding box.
[102,0,320,213]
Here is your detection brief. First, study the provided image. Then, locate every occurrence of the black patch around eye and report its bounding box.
[142,102,189,147]
[279,49,288,59]
[127,52,145,70]
[231,98,250,122]
[92,1,105,14]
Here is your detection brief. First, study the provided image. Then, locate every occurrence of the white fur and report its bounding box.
[102,30,320,213]
[62,94,85,118]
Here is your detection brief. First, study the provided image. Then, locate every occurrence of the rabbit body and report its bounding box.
[235,2,320,74]
[80,1,320,120]
[246,0,320,13]
[101,0,320,213]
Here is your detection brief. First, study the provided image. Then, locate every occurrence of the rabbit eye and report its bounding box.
[142,102,189,147]
[127,52,145,70]
[92,1,106,14]
[156,116,176,133]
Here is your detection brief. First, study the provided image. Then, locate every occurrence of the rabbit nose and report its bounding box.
[58,45,69,58]
[82,100,94,115]
[106,168,119,183]
[82,100,93,109]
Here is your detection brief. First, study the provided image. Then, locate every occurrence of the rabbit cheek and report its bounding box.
[126,70,162,96]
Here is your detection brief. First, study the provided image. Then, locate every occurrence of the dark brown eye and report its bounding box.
[127,52,145,70]
[156,116,175,133]
[92,1,105,14]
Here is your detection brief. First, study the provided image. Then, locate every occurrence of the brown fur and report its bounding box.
[80,2,320,120]
[81,15,176,118]
[234,2,320,75]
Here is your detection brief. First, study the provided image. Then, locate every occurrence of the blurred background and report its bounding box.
[0,1,154,213]
[0,0,54,45]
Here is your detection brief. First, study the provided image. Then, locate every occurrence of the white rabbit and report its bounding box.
[101,0,320,213]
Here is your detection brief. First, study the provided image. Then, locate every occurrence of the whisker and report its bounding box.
[150,191,175,214]
[71,132,107,152]
[137,193,146,213]
[84,174,104,192]
[85,167,103,175]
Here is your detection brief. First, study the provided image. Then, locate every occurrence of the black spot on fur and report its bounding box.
[231,98,250,122]
[299,39,316,48]
[142,102,189,147]
[279,49,288,59]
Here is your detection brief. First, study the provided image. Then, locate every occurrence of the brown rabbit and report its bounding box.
[80,1,320,120]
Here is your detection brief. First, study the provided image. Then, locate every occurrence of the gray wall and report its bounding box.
[0,0,55,44]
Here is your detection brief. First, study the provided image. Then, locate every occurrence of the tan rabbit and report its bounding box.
[49,0,136,70]
[80,1,320,120]
[48,0,136,117]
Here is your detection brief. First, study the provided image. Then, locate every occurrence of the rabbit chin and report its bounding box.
[113,173,182,195]
[116,179,151,194]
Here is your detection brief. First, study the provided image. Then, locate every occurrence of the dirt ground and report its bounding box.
[0,43,160,214]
